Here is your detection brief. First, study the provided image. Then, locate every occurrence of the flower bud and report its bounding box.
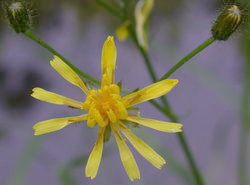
[3,1,33,33]
[211,4,245,41]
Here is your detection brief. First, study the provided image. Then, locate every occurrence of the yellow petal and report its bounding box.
[101,36,117,87]
[122,79,178,107]
[126,116,183,132]
[50,56,89,95]
[31,88,84,109]
[112,127,140,181]
[33,115,87,135]
[85,128,105,179]
[120,124,166,169]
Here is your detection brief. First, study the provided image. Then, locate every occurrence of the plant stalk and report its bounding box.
[24,31,100,85]
[160,37,215,80]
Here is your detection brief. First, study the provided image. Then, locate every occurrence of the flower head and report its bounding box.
[31,36,182,180]
[211,3,245,40]
[3,0,33,33]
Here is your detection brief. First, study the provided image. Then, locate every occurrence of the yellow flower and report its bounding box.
[31,36,183,181]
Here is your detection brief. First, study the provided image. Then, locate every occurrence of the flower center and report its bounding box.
[83,84,128,127]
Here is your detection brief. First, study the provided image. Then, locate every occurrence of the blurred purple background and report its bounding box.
[0,0,249,185]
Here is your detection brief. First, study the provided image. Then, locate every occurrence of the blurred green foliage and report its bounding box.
[58,155,88,185]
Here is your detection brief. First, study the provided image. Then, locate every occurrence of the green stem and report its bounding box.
[25,3,214,184]
[128,26,206,185]
[96,0,124,19]
[160,37,215,80]
[150,95,205,185]
[138,44,158,82]
[24,31,100,85]
[238,129,248,185]
[150,99,177,121]
[238,36,250,185]
[176,134,205,185]
[128,26,171,109]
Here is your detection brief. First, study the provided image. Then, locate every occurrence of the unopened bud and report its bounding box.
[211,4,245,41]
[3,1,33,33]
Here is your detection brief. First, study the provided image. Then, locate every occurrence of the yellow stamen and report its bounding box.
[83,84,128,127]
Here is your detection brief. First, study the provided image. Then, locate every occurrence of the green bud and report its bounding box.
[211,4,245,41]
[3,1,33,33]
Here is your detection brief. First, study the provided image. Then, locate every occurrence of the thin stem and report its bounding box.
[96,0,124,19]
[160,37,215,80]
[238,129,248,185]
[128,26,171,108]
[25,2,214,184]
[128,26,206,185]
[176,134,205,185]
[24,32,133,95]
[150,99,205,185]
[150,100,178,121]
[24,31,100,85]
[238,35,250,185]
[138,44,158,82]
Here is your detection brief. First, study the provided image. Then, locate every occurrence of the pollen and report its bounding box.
[83,84,128,127]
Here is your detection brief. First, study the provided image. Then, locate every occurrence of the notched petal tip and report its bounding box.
[103,36,115,50]
[106,35,114,42]
[169,79,179,85]
[162,79,179,89]
[33,131,44,136]
[50,55,60,62]
[30,88,46,98]
[172,123,183,132]
[130,176,140,181]
[49,56,59,67]
[30,90,35,97]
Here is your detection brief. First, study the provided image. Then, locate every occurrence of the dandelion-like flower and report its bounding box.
[31,36,183,180]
